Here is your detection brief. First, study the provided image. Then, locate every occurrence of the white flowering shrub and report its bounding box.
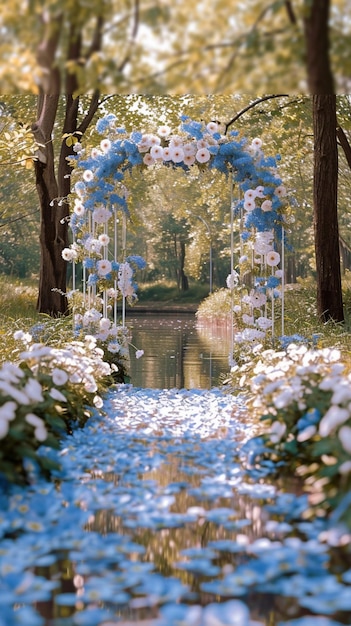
[0,331,112,485]
[240,343,351,527]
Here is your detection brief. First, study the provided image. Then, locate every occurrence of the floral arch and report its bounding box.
[62,114,292,373]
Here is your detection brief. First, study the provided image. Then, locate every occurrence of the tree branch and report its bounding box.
[224,94,290,133]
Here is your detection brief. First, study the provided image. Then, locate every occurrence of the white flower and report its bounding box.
[338,425,351,454]
[157,125,171,137]
[13,330,32,343]
[249,291,267,308]
[196,148,211,164]
[99,317,111,331]
[0,401,17,421]
[339,460,351,475]
[74,200,85,216]
[206,121,218,134]
[35,426,48,442]
[49,388,67,402]
[266,251,281,267]
[255,185,265,197]
[107,341,121,354]
[92,207,112,224]
[24,379,44,403]
[93,395,104,408]
[148,134,161,146]
[84,380,98,393]
[196,138,208,150]
[98,234,110,246]
[73,142,83,153]
[297,425,317,442]
[331,384,351,405]
[84,237,101,254]
[275,185,287,197]
[25,413,44,428]
[82,169,94,182]
[170,147,184,163]
[51,368,68,386]
[244,189,257,201]
[239,255,248,264]
[233,305,241,314]
[274,389,294,409]
[226,271,239,290]
[319,406,350,437]
[270,421,286,443]
[91,147,100,158]
[244,199,255,212]
[162,147,172,161]
[100,138,111,153]
[97,259,112,276]
[275,269,284,278]
[0,418,9,439]
[242,314,255,326]
[250,137,262,150]
[183,142,196,156]
[143,153,155,166]
[256,316,272,330]
[62,248,75,261]
[261,200,272,212]
[0,362,24,383]
[150,145,164,160]
[136,350,144,359]
[184,154,195,166]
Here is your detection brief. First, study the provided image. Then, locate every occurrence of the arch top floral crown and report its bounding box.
[62,114,292,365]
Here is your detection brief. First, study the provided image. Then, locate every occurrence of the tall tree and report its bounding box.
[304,0,344,322]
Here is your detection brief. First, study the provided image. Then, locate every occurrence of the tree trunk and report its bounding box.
[179,241,189,291]
[312,94,343,322]
[304,0,344,322]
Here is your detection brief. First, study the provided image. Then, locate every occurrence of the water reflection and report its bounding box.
[128,313,232,389]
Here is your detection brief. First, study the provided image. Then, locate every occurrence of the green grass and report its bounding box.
[137,280,211,305]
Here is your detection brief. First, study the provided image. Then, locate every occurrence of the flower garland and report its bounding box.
[63,114,291,363]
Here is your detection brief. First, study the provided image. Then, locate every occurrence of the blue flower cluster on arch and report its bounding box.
[62,114,292,359]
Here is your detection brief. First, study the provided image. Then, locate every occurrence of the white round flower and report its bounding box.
[143,153,155,166]
[162,147,172,161]
[196,148,211,164]
[82,169,94,182]
[97,259,112,276]
[157,125,171,137]
[256,316,272,330]
[266,251,281,267]
[206,121,219,134]
[297,425,317,442]
[183,142,196,156]
[74,201,85,216]
[196,138,208,150]
[244,199,255,212]
[249,291,267,308]
[251,137,262,150]
[275,269,284,278]
[184,154,195,166]
[52,368,68,386]
[13,330,32,343]
[91,147,100,158]
[255,185,265,197]
[62,248,75,261]
[108,341,120,354]
[148,134,161,146]
[226,271,239,290]
[239,255,248,264]
[93,395,104,408]
[261,200,272,212]
[275,185,287,197]
[92,207,112,224]
[136,350,144,359]
[98,233,110,246]
[150,145,164,160]
[25,413,45,428]
[242,314,255,326]
[244,189,257,201]
[270,421,286,443]
[170,147,185,163]
[100,139,111,153]
[100,317,111,331]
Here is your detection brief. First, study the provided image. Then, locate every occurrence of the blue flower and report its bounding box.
[83,258,95,269]
[87,273,98,285]
[266,276,280,288]
[126,255,146,269]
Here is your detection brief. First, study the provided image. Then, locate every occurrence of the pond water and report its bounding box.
[128,313,232,389]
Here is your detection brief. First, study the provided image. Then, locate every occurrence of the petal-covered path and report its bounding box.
[0,386,351,626]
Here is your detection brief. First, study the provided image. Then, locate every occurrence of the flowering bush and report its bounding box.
[0,330,113,486]
[238,343,351,528]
